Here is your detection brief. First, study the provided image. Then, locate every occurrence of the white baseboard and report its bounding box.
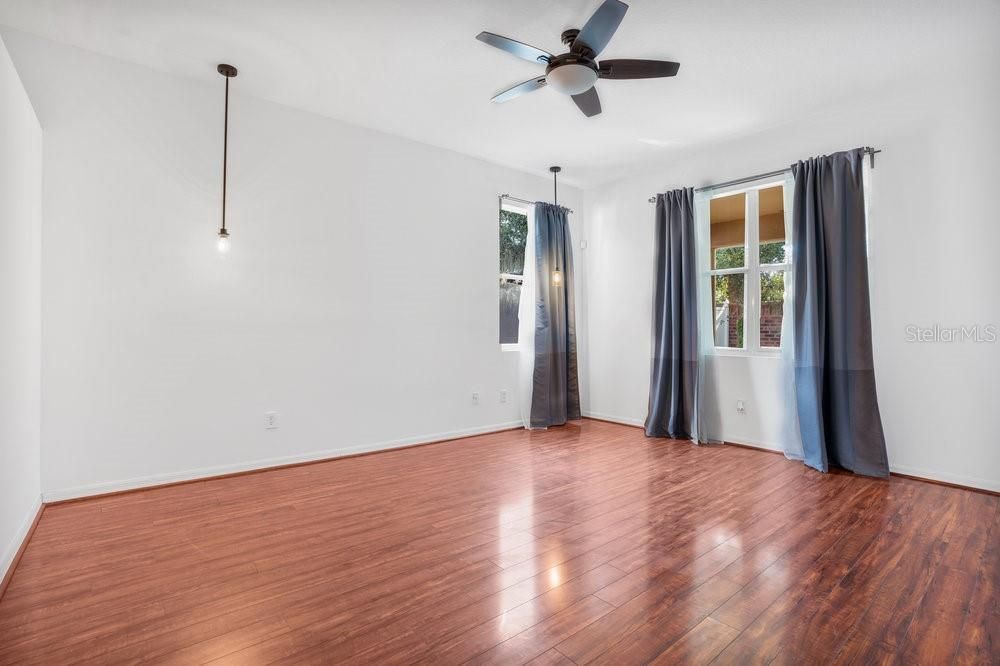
[1,493,42,587]
[888,464,1000,494]
[43,420,524,503]
[706,435,1000,493]
[582,411,645,428]
[39,417,1000,502]
[711,435,784,453]
[585,412,999,493]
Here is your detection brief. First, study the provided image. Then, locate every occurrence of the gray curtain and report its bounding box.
[530,203,580,427]
[791,148,888,477]
[645,189,699,439]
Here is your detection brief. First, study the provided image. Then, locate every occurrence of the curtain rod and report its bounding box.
[500,193,574,214]
[647,147,882,203]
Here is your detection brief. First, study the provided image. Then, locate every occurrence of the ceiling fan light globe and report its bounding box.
[546,64,598,95]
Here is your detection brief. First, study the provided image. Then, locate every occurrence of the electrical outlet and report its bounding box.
[471,392,480,405]
[499,389,508,404]
[736,400,746,415]
[264,411,279,429]
[580,240,589,249]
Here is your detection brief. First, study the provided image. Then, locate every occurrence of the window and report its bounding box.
[707,180,790,353]
[499,203,528,347]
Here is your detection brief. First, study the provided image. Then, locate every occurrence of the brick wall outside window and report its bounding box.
[722,302,783,347]
[760,302,783,347]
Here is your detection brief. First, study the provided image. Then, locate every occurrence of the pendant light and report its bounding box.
[549,166,563,286]
[216,64,237,253]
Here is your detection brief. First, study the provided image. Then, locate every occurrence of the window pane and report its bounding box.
[499,279,522,344]
[499,207,528,344]
[712,273,745,348]
[760,271,785,348]
[759,185,786,264]
[710,192,745,269]
[500,209,528,275]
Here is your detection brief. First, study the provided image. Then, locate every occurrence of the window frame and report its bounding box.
[499,201,530,352]
[705,176,791,357]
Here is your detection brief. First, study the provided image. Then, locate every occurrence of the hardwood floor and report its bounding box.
[0,419,996,664]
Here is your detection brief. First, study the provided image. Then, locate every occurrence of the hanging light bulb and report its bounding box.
[549,167,564,287]
[216,63,237,253]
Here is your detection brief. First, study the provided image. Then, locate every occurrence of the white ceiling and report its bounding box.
[0,0,997,185]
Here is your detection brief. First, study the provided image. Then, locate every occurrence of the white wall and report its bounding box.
[1,31,585,500]
[583,69,1000,491]
[0,34,42,580]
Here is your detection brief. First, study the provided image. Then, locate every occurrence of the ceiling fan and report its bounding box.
[476,0,679,118]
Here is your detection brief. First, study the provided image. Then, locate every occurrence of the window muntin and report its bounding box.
[707,181,790,353]
[499,204,528,346]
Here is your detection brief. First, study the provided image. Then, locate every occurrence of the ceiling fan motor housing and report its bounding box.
[476,0,680,116]
[560,29,581,47]
[545,53,599,95]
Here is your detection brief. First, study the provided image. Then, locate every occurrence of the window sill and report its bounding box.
[500,343,521,353]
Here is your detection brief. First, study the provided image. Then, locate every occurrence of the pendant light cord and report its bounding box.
[221,75,229,233]
[549,167,562,278]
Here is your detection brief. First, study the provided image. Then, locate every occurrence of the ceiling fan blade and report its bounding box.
[491,77,547,103]
[476,32,552,64]
[573,0,628,56]
[571,86,602,117]
[599,59,680,79]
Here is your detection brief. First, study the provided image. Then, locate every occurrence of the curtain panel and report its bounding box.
[791,148,889,477]
[528,202,580,428]
[645,188,699,440]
